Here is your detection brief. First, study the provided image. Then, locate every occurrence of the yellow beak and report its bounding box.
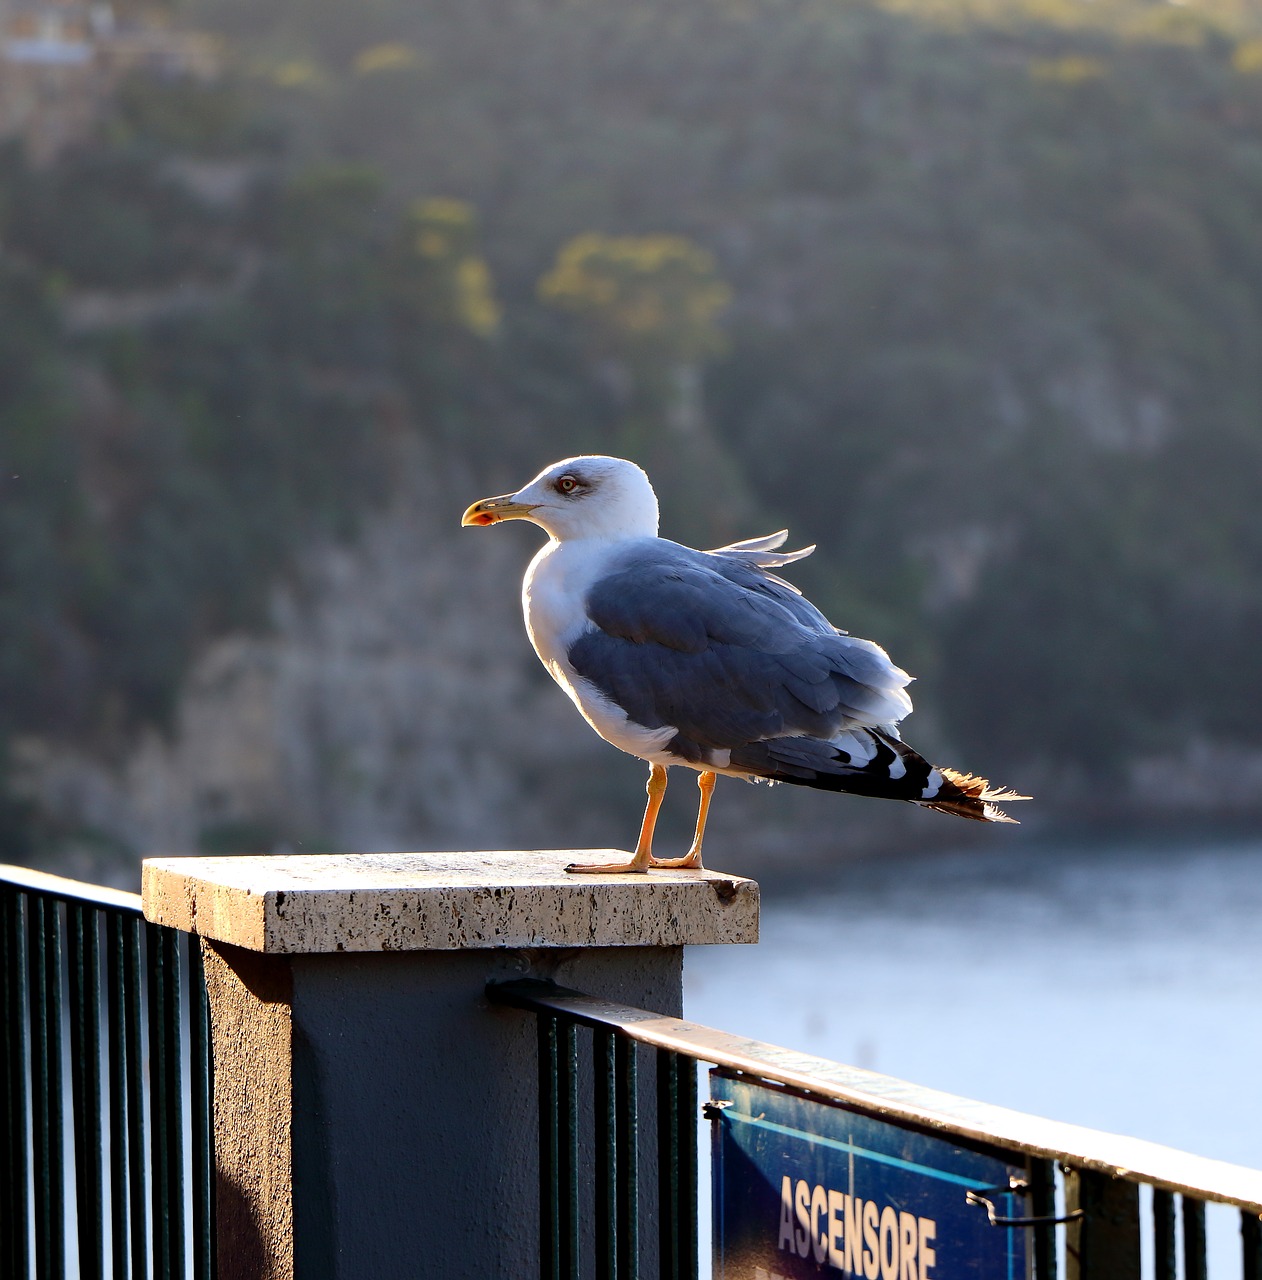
[461,494,539,527]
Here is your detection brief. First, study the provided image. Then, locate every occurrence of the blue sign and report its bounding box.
[711,1073,1029,1279]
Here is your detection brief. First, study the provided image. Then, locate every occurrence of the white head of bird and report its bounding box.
[460,455,659,543]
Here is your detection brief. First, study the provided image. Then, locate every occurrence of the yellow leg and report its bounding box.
[650,770,716,871]
[567,763,668,873]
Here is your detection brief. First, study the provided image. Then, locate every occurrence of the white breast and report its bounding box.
[522,540,679,765]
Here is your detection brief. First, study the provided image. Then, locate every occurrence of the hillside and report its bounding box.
[4,0,1262,873]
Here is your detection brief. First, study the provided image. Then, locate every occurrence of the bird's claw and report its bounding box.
[645,852,704,870]
[564,852,703,874]
[565,858,650,874]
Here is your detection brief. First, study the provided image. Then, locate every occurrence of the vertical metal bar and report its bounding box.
[147,922,185,1280]
[1182,1196,1207,1280]
[656,1050,697,1280]
[28,893,66,1279]
[557,1018,580,1279]
[188,937,215,1280]
[1243,1210,1262,1280]
[595,1028,617,1280]
[105,911,130,1280]
[1029,1159,1058,1280]
[148,921,172,1280]
[167,926,187,1280]
[1064,1168,1139,1280]
[615,1034,639,1280]
[676,1055,697,1280]
[1152,1188,1176,1280]
[538,1013,561,1280]
[67,902,105,1279]
[1,886,31,1279]
[124,914,147,1270]
[657,1048,680,1280]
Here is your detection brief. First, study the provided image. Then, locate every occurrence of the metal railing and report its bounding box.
[1,863,215,1280]
[489,978,1262,1280]
[6,863,1262,1280]
[508,981,700,1280]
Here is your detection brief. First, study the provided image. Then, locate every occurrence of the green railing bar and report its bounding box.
[124,913,147,1272]
[147,922,185,1280]
[105,912,130,1279]
[656,1048,678,1279]
[29,893,66,1280]
[538,1014,561,1280]
[560,1018,580,1278]
[168,924,187,1280]
[147,922,172,1279]
[1244,1210,1262,1280]
[1153,1187,1176,1280]
[595,1028,618,1280]
[1183,1196,1207,1280]
[679,1054,698,1279]
[656,1049,697,1280]
[615,1034,639,1280]
[67,902,105,1279]
[189,938,215,1280]
[1064,1167,1139,1280]
[537,1013,579,1280]
[1,886,30,1278]
[1028,1158,1058,1280]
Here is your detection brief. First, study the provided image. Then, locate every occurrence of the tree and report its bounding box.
[539,233,730,433]
[389,197,501,338]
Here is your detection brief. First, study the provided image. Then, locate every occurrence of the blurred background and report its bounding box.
[2,0,1261,1235]
[4,0,1262,886]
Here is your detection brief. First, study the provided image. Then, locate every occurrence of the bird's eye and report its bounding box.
[556,474,580,494]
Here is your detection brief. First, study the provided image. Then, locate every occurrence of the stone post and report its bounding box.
[142,850,758,1279]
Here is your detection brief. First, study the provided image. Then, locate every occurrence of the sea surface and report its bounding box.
[685,836,1262,1277]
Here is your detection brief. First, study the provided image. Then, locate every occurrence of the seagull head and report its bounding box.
[461,455,660,542]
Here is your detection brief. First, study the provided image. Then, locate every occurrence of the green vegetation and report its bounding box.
[5,0,1262,853]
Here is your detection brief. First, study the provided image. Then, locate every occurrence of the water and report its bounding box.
[685,837,1262,1275]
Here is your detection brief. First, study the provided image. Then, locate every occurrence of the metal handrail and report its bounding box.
[0,862,143,912]
[490,979,1262,1218]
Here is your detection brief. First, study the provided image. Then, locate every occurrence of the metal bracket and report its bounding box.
[966,1177,1085,1229]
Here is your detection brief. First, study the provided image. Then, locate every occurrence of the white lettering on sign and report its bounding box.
[919,1218,937,1279]
[780,1177,795,1252]
[879,1204,897,1280]
[776,1179,938,1278]
[812,1184,829,1264]
[795,1177,811,1257]
[846,1193,863,1275]
[863,1198,878,1279]
[827,1189,846,1268]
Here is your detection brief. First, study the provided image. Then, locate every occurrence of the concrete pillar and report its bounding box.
[142,850,758,1280]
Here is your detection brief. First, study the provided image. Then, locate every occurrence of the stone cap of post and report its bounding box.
[141,850,759,953]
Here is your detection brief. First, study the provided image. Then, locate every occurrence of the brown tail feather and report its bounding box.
[922,768,1030,823]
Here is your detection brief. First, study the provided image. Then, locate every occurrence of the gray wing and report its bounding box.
[566,542,912,766]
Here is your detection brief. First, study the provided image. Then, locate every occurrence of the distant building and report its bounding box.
[0,1,221,161]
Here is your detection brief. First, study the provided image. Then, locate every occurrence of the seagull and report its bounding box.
[462,455,1026,873]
